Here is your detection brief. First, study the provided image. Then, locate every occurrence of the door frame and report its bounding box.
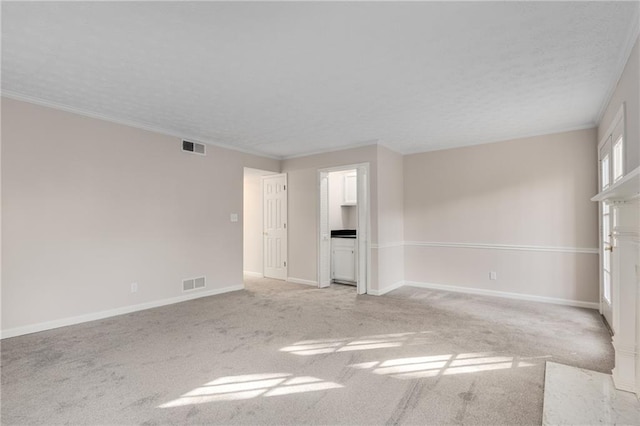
[317,163,371,294]
[598,137,613,328]
[596,104,625,331]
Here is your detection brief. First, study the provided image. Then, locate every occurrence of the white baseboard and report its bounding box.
[612,368,637,394]
[403,281,599,309]
[1,284,245,340]
[368,281,404,296]
[287,277,318,286]
[243,271,263,278]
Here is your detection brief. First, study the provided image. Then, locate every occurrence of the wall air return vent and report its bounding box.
[182,140,206,155]
[183,276,206,292]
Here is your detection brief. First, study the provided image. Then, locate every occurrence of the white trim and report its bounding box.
[595,7,640,124]
[1,91,281,160]
[317,163,371,295]
[403,281,599,310]
[371,242,404,249]
[404,241,598,254]
[598,104,625,150]
[283,140,379,160]
[371,241,598,253]
[610,372,636,394]
[243,271,263,278]
[592,165,640,203]
[368,281,404,296]
[282,140,404,160]
[0,284,244,339]
[287,277,318,286]
[612,339,638,356]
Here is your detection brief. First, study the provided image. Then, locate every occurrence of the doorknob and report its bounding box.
[605,245,614,252]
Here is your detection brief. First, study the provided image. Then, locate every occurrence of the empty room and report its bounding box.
[2,1,639,425]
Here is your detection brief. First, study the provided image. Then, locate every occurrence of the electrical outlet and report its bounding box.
[489,271,497,280]
[131,282,138,293]
[230,213,238,222]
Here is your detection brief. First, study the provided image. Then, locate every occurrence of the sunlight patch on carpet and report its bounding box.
[350,352,539,379]
[159,373,343,408]
[280,331,433,355]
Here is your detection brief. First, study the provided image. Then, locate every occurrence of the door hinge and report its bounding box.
[284,261,287,267]
[284,223,287,229]
[284,185,286,190]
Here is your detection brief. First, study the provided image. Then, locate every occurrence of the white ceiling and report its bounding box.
[2,2,639,159]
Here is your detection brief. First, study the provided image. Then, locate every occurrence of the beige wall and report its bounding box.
[280,144,405,293]
[2,82,608,333]
[403,128,599,303]
[599,36,639,172]
[281,146,379,285]
[374,146,405,292]
[1,98,279,333]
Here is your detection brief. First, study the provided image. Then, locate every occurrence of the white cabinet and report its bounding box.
[343,172,357,205]
[331,238,357,283]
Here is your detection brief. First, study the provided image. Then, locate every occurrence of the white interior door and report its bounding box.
[263,174,287,280]
[318,173,331,288]
[599,138,613,329]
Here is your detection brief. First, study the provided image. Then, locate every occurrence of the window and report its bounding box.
[599,104,625,190]
[613,135,623,182]
[601,153,610,190]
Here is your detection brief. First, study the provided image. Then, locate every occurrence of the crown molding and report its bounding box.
[1,91,282,160]
[281,139,381,161]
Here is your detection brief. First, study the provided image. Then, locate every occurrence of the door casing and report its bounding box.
[317,163,370,295]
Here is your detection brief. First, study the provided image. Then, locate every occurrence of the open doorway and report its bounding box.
[328,169,358,289]
[243,167,279,278]
[318,163,370,294]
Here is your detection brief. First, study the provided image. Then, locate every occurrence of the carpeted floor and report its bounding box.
[1,276,613,425]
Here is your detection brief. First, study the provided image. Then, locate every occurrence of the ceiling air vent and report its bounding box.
[183,276,206,292]
[182,140,206,155]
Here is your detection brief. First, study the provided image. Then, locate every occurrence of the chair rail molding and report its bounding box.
[403,241,598,254]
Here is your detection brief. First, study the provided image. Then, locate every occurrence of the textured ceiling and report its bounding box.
[2,2,639,158]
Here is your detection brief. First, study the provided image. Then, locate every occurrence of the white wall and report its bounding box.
[403,128,599,304]
[1,98,279,335]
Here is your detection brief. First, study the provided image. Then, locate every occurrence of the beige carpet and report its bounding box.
[1,276,613,425]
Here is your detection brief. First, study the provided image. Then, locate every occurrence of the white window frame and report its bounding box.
[598,103,626,186]
[613,135,624,183]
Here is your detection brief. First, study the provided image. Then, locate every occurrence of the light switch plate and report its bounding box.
[230,213,238,222]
